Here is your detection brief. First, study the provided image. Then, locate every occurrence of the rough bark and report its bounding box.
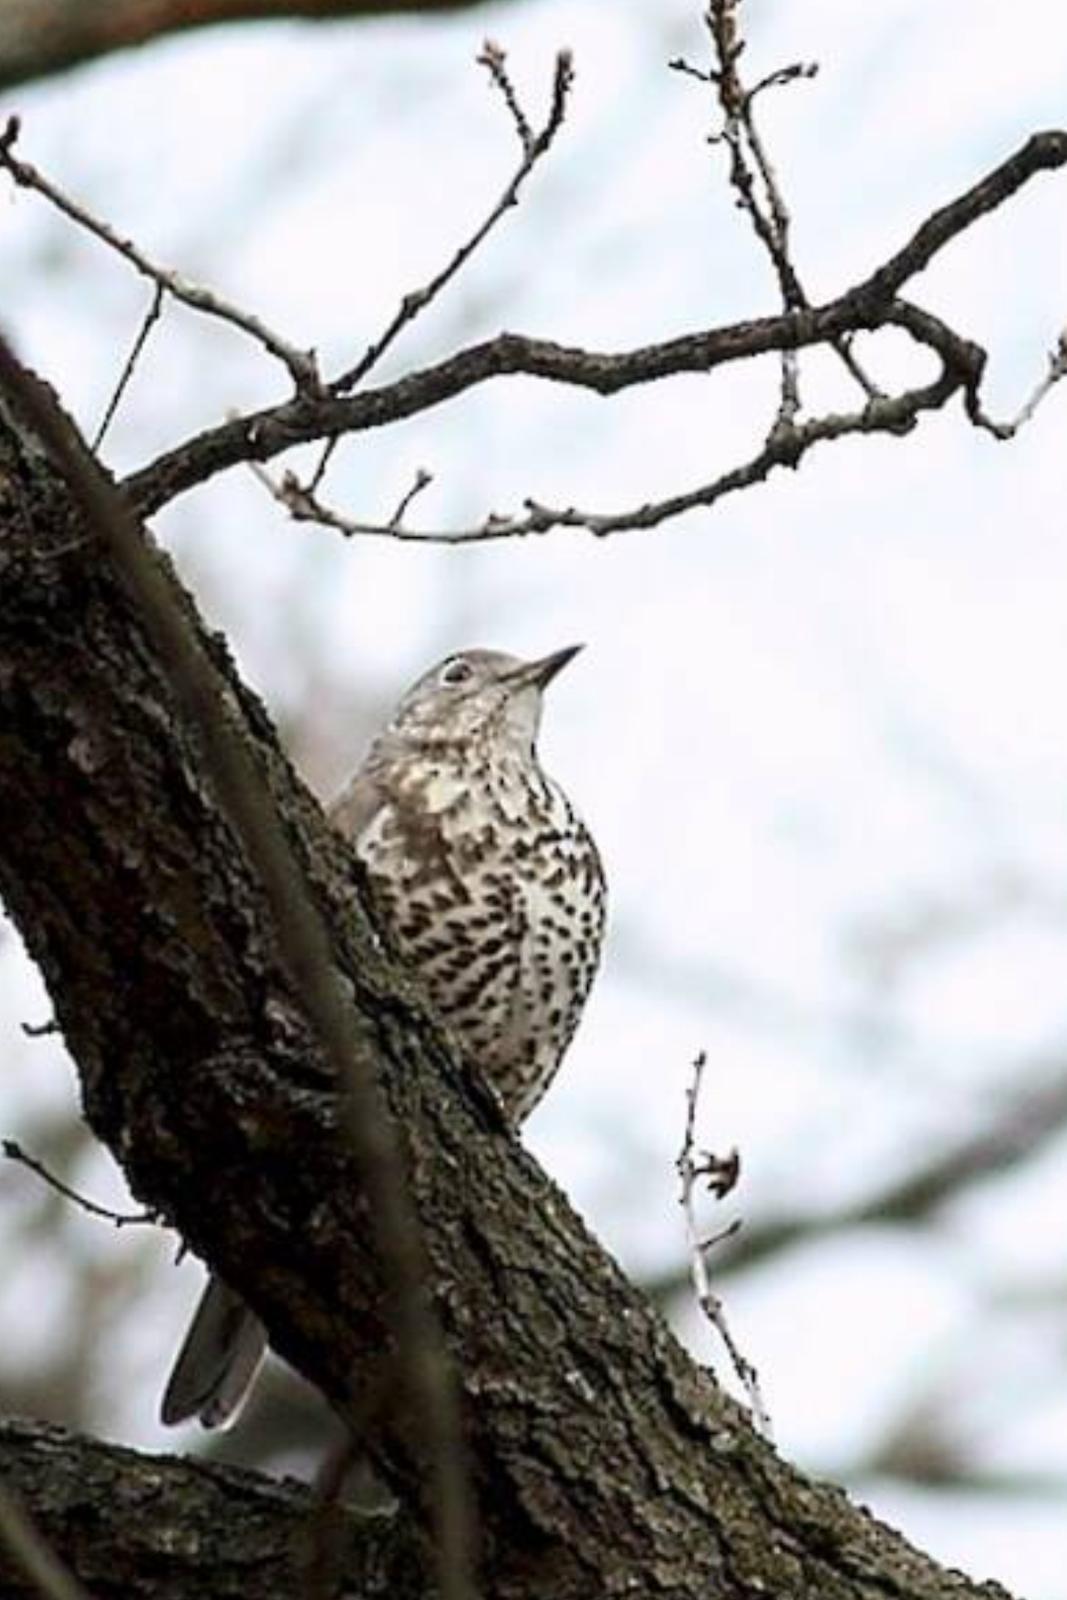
[0,0,501,94]
[0,1418,420,1599]
[0,389,1015,1599]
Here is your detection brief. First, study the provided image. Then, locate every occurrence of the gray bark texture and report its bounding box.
[0,391,1014,1599]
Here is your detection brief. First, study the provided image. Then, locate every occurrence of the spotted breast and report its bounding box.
[336,644,606,1123]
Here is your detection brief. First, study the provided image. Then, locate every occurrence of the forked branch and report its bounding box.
[2,22,1065,547]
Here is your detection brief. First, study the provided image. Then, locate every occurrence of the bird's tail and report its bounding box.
[160,1275,267,1429]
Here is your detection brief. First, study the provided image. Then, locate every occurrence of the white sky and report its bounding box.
[1,2,1066,1592]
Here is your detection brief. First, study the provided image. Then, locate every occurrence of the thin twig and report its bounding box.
[1,1139,154,1227]
[667,56,712,86]
[969,328,1067,438]
[91,283,164,452]
[332,47,572,399]
[389,467,434,528]
[247,459,432,534]
[477,39,533,155]
[677,1052,772,1437]
[307,46,574,491]
[747,61,819,104]
[0,116,321,396]
[701,0,880,411]
[644,1054,1067,1307]
[0,332,479,1600]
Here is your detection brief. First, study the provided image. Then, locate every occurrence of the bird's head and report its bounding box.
[389,645,583,758]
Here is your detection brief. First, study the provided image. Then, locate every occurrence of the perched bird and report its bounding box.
[161,645,606,1427]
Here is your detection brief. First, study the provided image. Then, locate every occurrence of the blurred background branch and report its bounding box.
[0,0,509,93]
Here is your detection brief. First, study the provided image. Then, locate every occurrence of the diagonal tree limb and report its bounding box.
[0,331,477,1600]
[0,343,1019,1599]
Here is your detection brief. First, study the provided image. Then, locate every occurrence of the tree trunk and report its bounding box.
[0,391,1013,1598]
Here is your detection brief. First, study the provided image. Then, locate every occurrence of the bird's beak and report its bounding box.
[512,644,584,691]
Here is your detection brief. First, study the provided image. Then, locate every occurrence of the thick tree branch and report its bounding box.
[0,358,1018,1599]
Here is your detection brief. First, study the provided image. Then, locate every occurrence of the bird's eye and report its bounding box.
[440,658,474,686]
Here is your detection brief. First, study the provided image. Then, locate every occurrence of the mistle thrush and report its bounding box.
[161,645,606,1427]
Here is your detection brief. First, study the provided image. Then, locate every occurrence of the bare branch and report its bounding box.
[233,344,963,543]
[866,132,1067,294]
[1,1138,155,1227]
[677,1052,772,1437]
[330,45,572,400]
[645,1056,1067,1307]
[247,457,431,533]
[0,117,321,396]
[122,129,1067,524]
[305,46,574,490]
